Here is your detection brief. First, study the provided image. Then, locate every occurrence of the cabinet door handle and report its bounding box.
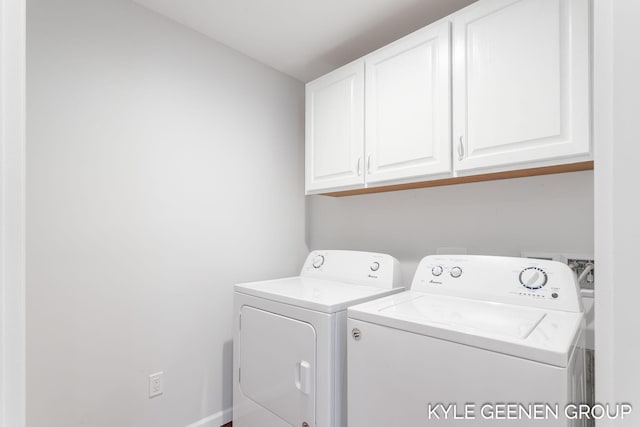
[458,136,465,161]
[356,157,362,176]
[367,154,372,174]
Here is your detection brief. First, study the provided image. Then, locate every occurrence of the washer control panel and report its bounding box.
[411,255,582,313]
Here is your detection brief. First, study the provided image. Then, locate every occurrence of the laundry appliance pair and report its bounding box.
[233,250,585,427]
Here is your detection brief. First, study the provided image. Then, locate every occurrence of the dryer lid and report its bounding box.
[235,276,404,313]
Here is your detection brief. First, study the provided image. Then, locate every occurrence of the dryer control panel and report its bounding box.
[411,255,583,313]
[301,250,403,289]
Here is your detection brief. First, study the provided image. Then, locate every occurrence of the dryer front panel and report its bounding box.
[240,305,316,427]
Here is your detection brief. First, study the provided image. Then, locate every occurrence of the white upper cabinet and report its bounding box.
[305,0,592,195]
[305,61,365,194]
[452,0,591,174]
[365,22,452,185]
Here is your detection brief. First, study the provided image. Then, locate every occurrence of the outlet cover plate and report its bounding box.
[149,372,163,398]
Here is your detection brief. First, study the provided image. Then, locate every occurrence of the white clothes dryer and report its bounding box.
[233,250,403,427]
[348,255,586,426]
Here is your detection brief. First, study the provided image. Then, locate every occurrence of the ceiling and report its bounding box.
[133,0,477,82]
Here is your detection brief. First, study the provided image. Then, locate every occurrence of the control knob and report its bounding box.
[519,267,548,290]
[312,255,325,269]
[450,266,463,278]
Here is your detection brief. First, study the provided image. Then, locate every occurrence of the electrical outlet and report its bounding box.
[149,372,163,398]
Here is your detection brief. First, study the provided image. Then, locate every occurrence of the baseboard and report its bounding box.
[185,408,232,427]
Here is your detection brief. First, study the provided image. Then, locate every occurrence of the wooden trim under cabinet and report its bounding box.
[322,161,594,197]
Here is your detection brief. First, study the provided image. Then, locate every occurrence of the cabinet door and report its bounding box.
[305,61,365,194]
[453,0,590,174]
[365,22,452,185]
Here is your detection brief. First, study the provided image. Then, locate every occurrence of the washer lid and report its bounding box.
[235,276,404,314]
[348,291,584,367]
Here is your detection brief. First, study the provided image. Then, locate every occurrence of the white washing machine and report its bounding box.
[348,255,586,426]
[233,250,403,427]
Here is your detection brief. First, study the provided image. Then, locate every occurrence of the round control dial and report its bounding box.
[431,265,443,276]
[519,267,548,290]
[370,261,380,272]
[450,266,463,278]
[312,255,325,269]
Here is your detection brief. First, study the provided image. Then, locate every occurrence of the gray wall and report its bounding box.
[26,0,306,425]
[25,0,596,425]
[308,171,594,283]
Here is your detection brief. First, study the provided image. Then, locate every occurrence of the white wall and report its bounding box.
[594,0,640,424]
[26,1,306,426]
[0,0,26,426]
[309,171,594,282]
